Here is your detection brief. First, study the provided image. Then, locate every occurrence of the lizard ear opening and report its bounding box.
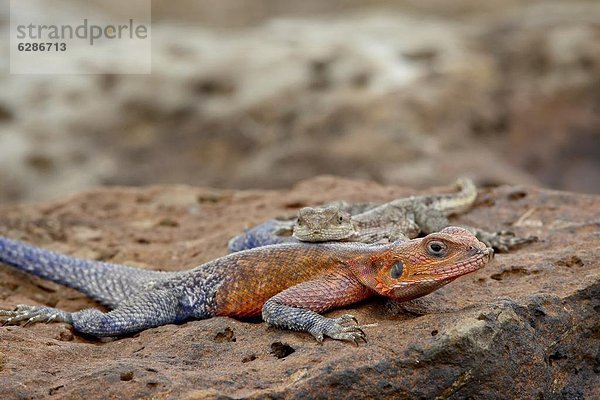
[390,261,404,279]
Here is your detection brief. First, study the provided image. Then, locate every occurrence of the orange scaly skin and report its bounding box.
[1,227,492,343]
[219,226,492,342]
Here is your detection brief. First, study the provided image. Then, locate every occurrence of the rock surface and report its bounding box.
[0,176,598,399]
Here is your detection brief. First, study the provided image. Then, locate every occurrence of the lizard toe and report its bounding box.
[3,314,30,325]
[0,304,33,316]
[23,313,59,327]
[311,331,325,344]
[334,314,359,326]
[0,305,71,327]
[327,326,368,344]
[308,317,369,344]
[325,323,368,343]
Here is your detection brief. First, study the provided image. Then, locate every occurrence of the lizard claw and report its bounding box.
[327,324,367,344]
[353,331,368,345]
[309,316,369,344]
[334,314,359,325]
[1,305,33,325]
[0,304,71,327]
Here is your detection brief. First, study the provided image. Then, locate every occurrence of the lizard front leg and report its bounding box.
[262,271,372,344]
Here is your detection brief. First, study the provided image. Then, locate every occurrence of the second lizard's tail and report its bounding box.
[429,177,478,215]
[0,236,166,308]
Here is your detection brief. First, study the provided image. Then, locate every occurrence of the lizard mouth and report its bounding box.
[310,230,353,241]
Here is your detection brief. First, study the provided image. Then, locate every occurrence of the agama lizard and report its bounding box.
[226,204,369,252]
[0,227,492,342]
[294,178,537,251]
[228,178,535,253]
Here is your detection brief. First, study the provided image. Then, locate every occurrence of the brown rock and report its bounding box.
[0,177,598,399]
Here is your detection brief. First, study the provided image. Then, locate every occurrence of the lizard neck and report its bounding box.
[344,242,400,296]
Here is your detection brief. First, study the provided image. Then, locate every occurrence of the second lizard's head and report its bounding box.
[293,205,357,242]
[348,226,493,301]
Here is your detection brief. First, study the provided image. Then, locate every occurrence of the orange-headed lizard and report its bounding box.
[0,227,492,343]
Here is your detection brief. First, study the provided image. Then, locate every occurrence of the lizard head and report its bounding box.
[350,226,493,301]
[293,205,357,242]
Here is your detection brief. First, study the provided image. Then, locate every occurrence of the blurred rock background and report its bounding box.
[0,0,598,203]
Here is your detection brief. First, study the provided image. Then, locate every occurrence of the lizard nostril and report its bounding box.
[467,245,476,255]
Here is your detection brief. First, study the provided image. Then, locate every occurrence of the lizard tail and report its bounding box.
[431,177,478,215]
[0,236,165,308]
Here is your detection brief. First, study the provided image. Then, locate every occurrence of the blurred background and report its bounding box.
[0,0,599,203]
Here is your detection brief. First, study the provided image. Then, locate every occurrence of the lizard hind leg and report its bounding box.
[69,289,184,337]
[1,289,188,338]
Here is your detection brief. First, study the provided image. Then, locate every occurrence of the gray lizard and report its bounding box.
[293,178,536,251]
[229,178,536,252]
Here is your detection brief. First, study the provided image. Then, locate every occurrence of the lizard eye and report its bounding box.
[390,261,404,279]
[338,215,344,223]
[296,218,302,226]
[427,241,447,257]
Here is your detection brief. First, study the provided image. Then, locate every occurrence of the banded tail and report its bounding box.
[429,177,477,215]
[0,237,164,308]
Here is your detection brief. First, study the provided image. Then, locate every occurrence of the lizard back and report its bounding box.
[207,242,378,318]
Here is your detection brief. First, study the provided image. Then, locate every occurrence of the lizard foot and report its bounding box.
[0,304,72,327]
[479,231,538,253]
[309,314,368,345]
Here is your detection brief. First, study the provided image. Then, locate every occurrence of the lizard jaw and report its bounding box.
[373,246,492,298]
[375,280,394,295]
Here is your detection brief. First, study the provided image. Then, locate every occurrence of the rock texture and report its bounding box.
[0,177,598,399]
